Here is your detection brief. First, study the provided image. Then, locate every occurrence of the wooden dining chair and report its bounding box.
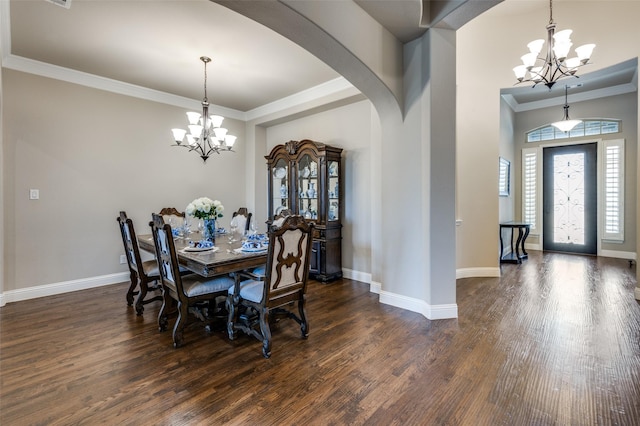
[231,207,252,233]
[243,209,292,280]
[117,211,163,315]
[226,215,314,358]
[158,207,185,228]
[150,213,235,348]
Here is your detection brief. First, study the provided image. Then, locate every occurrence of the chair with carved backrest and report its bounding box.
[117,211,163,315]
[158,207,186,230]
[246,208,292,279]
[150,213,234,348]
[226,215,314,358]
[231,207,252,234]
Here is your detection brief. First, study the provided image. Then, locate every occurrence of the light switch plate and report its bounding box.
[29,189,40,200]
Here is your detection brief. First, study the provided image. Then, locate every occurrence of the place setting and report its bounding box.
[232,232,269,254]
[182,239,219,254]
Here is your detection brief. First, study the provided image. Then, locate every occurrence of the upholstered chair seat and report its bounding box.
[182,275,235,298]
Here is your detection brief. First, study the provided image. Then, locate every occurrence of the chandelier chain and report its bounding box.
[201,56,210,103]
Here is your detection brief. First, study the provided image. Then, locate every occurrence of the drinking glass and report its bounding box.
[183,217,191,237]
[229,220,238,242]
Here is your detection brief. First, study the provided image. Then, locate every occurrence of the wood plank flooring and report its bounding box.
[1,251,639,425]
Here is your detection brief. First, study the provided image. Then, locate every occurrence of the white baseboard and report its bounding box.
[0,272,130,306]
[379,290,458,319]
[341,268,456,319]
[598,249,637,260]
[456,267,501,279]
[525,242,542,251]
[342,268,378,294]
[341,268,371,285]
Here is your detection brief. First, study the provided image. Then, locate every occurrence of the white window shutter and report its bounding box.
[602,139,624,241]
[522,147,541,232]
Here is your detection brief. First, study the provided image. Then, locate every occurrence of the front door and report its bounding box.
[542,143,597,254]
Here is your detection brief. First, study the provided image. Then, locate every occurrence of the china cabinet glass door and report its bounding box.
[328,160,339,222]
[297,154,318,220]
[271,158,289,218]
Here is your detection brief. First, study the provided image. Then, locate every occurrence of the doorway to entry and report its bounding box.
[542,143,597,255]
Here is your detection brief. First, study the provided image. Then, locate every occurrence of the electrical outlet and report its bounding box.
[29,189,39,200]
[120,254,127,264]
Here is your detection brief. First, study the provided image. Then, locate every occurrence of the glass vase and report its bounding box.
[203,218,217,242]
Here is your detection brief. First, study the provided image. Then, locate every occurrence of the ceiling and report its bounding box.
[4,0,637,115]
[7,0,342,112]
[6,0,442,113]
[5,0,496,114]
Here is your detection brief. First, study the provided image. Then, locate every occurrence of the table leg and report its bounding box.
[521,226,530,258]
[499,226,505,261]
[510,229,515,259]
[514,227,524,261]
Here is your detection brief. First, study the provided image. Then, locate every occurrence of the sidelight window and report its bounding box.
[603,139,625,241]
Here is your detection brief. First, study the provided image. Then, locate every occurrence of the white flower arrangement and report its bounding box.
[185,197,224,220]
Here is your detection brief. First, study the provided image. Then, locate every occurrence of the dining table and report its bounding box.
[137,232,267,278]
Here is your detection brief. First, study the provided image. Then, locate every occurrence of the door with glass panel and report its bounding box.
[542,143,597,254]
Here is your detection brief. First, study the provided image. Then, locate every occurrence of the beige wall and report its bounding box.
[457,1,640,272]
[265,100,374,275]
[498,97,516,224]
[2,69,248,292]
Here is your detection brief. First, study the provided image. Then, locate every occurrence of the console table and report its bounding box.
[499,222,531,264]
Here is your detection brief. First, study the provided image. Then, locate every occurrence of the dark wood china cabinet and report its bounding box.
[266,140,343,282]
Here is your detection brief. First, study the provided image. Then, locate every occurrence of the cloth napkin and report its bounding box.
[190,240,214,248]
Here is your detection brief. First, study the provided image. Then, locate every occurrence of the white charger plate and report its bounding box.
[183,246,216,252]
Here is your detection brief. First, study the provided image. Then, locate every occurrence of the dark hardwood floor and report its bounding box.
[1,251,639,425]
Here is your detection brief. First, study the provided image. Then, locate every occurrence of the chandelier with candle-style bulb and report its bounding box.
[171,56,236,162]
[513,0,595,89]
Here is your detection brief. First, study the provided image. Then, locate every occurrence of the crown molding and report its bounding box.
[0,0,357,124]
[245,77,356,122]
[3,53,357,124]
[2,54,246,120]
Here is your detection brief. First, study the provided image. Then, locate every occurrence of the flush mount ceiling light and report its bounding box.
[513,0,595,89]
[551,85,582,132]
[171,56,237,163]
